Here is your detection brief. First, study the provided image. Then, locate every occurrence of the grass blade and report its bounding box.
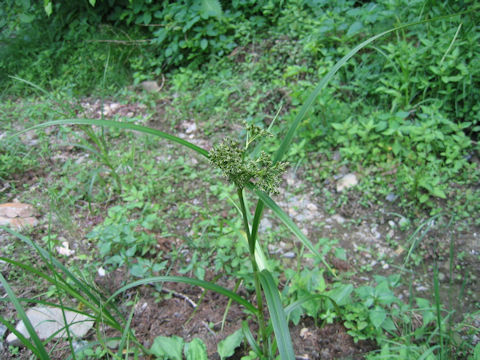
[250,186,335,276]
[241,320,262,356]
[0,273,50,359]
[259,270,295,360]
[8,119,209,158]
[105,276,257,314]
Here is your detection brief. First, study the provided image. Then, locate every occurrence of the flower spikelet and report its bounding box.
[209,135,288,194]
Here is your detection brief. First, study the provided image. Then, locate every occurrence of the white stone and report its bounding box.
[140,81,161,93]
[331,214,346,224]
[185,122,197,134]
[6,307,94,346]
[56,242,75,257]
[336,173,358,192]
[97,267,106,277]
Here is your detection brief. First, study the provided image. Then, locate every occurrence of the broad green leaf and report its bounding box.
[185,338,208,360]
[430,187,447,199]
[334,248,347,261]
[44,0,52,16]
[369,306,386,328]
[88,0,96,6]
[217,329,243,360]
[201,0,222,18]
[259,270,295,360]
[347,21,363,36]
[150,336,184,360]
[381,317,397,332]
[19,13,35,23]
[200,38,208,50]
[325,284,353,306]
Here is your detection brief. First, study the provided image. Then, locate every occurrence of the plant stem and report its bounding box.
[237,188,268,356]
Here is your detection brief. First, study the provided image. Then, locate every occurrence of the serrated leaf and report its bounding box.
[430,187,447,199]
[150,336,184,360]
[201,0,222,18]
[217,329,243,360]
[185,338,208,360]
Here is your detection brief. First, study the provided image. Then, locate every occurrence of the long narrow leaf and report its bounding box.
[105,276,257,314]
[9,119,209,158]
[0,273,50,359]
[259,270,295,360]
[250,187,335,276]
[0,227,121,326]
[241,320,262,356]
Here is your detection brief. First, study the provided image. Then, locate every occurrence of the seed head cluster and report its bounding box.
[209,125,287,194]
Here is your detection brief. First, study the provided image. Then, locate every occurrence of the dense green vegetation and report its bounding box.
[0,0,479,359]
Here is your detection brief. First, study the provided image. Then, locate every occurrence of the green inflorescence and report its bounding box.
[209,124,287,194]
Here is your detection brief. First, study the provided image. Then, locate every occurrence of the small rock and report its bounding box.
[437,272,446,282]
[388,220,396,229]
[72,340,88,352]
[283,251,296,259]
[185,122,197,134]
[336,173,358,192]
[259,218,272,233]
[140,80,161,93]
[386,193,397,202]
[0,203,38,230]
[268,244,281,255]
[300,328,311,339]
[306,203,318,212]
[0,203,34,218]
[331,214,346,224]
[0,324,7,338]
[416,285,428,292]
[371,226,381,239]
[332,151,341,162]
[398,217,410,229]
[97,267,106,277]
[394,246,405,256]
[6,307,94,346]
[382,263,390,270]
[56,241,75,257]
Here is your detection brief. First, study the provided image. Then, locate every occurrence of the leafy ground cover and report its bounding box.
[1,0,479,359]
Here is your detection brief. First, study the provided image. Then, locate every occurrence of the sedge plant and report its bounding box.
[3,10,476,359]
